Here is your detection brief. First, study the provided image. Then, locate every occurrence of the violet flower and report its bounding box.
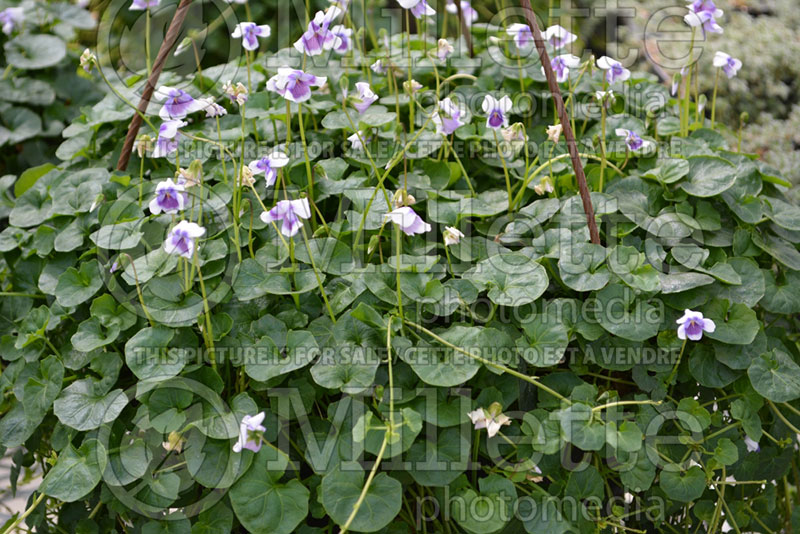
[507,23,533,50]
[155,85,204,120]
[676,309,716,341]
[385,206,431,236]
[433,97,465,136]
[248,150,290,187]
[149,178,187,215]
[260,199,311,237]
[130,0,159,10]
[467,403,510,438]
[266,67,327,103]
[293,8,341,56]
[232,412,266,453]
[445,0,478,26]
[352,82,378,113]
[0,7,24,35]
[615,128,649,151]
[482,94,512,130]
[398,0,435,19]
[545,54,580,83]
[232,22,271,51]
[685,0,723,35]
[744,436,760,453]
[713,52,742,79]
[331,25,352,54]
[152,119,187,158]
[164,221,205,259]
[543,24,577,50]
[597,56,631,84]
[199,97,227,118]
[437,39,454,61]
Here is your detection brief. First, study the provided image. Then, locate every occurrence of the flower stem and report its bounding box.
[492,129,513,214]
[297,103,316,228]
[666,338,688,388]
[193,251,217,371]
[299,225,337,324]
[710,68,720,129]
[395,224,404,322]
[145,8,152,76]
[121,253,156,327]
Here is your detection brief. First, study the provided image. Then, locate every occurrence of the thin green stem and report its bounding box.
[710,68,720,129]
[193,252,217,371]
[492,129,513,214]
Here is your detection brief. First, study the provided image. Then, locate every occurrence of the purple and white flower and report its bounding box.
[149,178,187,215]
[437,39,454,61]
[370,59,388,74]
[433,98,465,136]
[685,0,723,35]
[398,0,435,19]
[482,94,512,130]
[164,221,205,259]
[676,309,716,341]
[80,49,96,72]
[671,67,687,96]
[597,56,631,84]
[616,128,649,151]
[545,54,580,83]
[155,86,204,120]
[443,226,464,246]
[351,82,378,113]
[294,8,342,56]
[713,52,742,79]
[385,206,431,235]
[129,0,159,10]
[152,119,187,158]
[467,403,510,438]
[595,89,616,107]
[222,80,248,106]
[507,23,533,50]
[266,67,327,103]
[261,199,312,237]
[543,24,577,49]
[445,0,478,26]
[232,412,266,453]
[546,124,563,143]
[248,150,290,187]
[347,130,372,150]
[744,436,760,453]
[0,7,23,34]
[331,25,352,54]
[199,97,227,118]
[232,22,271,51]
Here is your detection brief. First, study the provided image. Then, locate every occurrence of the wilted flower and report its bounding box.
[398,0,435,19]
[129,0,159,10]
[404,79,423,94]
[261,199,312,237]
[543,24,577,49]
[155,85,204,120]
[616,128,649,151]
[684,0,723,35]
[546,54,580,83]
[294,8,341,55]
[149,178,187,215]
[445,0,477,26]
[676,309,716,341]
[507,23,533,50]
[433,98,465,136]
[713,51,742,79]
[546,123,563,143]
[109,261,120,274]
[502,123,527,155]
[248,150,290,187]
[135,134,153,158]
[596,56,631,84]
[164,221,205,259]
[232,22,271,51]
[347,130,372,150]
[232,412,266,453]
[595,89,616,107]
[331,24,352,54]
[671,67,686,97]
[80,49,96,72]
[533,176,554,195]
[239,165,255,187]
[222,80,248,106]
[0,7,23,35]
[266,67,327,103]
[467,402,510,438]
[433,39,453,62]
[391,190,416,209]
[162,431,186,454]
[198,97,227,118]
[385,206,431,235]
[744,436,760,453]
[370,59,387,74]
[482,94,512,130]
[443,226,464,246]
[152,119,187,158]
[351,82,378,113]
[177,165,201,188]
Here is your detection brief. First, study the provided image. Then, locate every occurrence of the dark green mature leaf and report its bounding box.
[680,156,737,197]
[41,439,107,502]
[748,349,800,402]
[5,34,67,70]
[467,254,548,306]
[53,380,127,431]
[321,461,402,532]
[55,260,103,307]
[659,466,706,502]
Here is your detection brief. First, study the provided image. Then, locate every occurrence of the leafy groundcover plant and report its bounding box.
[2,0,800,532]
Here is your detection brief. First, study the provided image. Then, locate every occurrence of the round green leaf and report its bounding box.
[748,349,800,403]
[321,461,402,532]
[41,439,107,502]
[680,156,737,197]
[5,34,67,70]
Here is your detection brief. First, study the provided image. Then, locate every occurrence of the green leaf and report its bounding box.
[53,380,127,431]
[748,349,800,403]
[519,313,569,367]
[321,461,402,532]
[595,284,661,341]
[55,260,103,308]
[124,326,183,381]
[703,299,759,345]
[680,155,737,197]
[22,355,64,418]
[4,34,67,70]
[467,253,548,306]
[401,326,486,386]
[659,466,706,503]
[41,439,107,502]
[451,475,517,534]
[229,447,309,534]
[14,163,55,197]
[557,403,605,451]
